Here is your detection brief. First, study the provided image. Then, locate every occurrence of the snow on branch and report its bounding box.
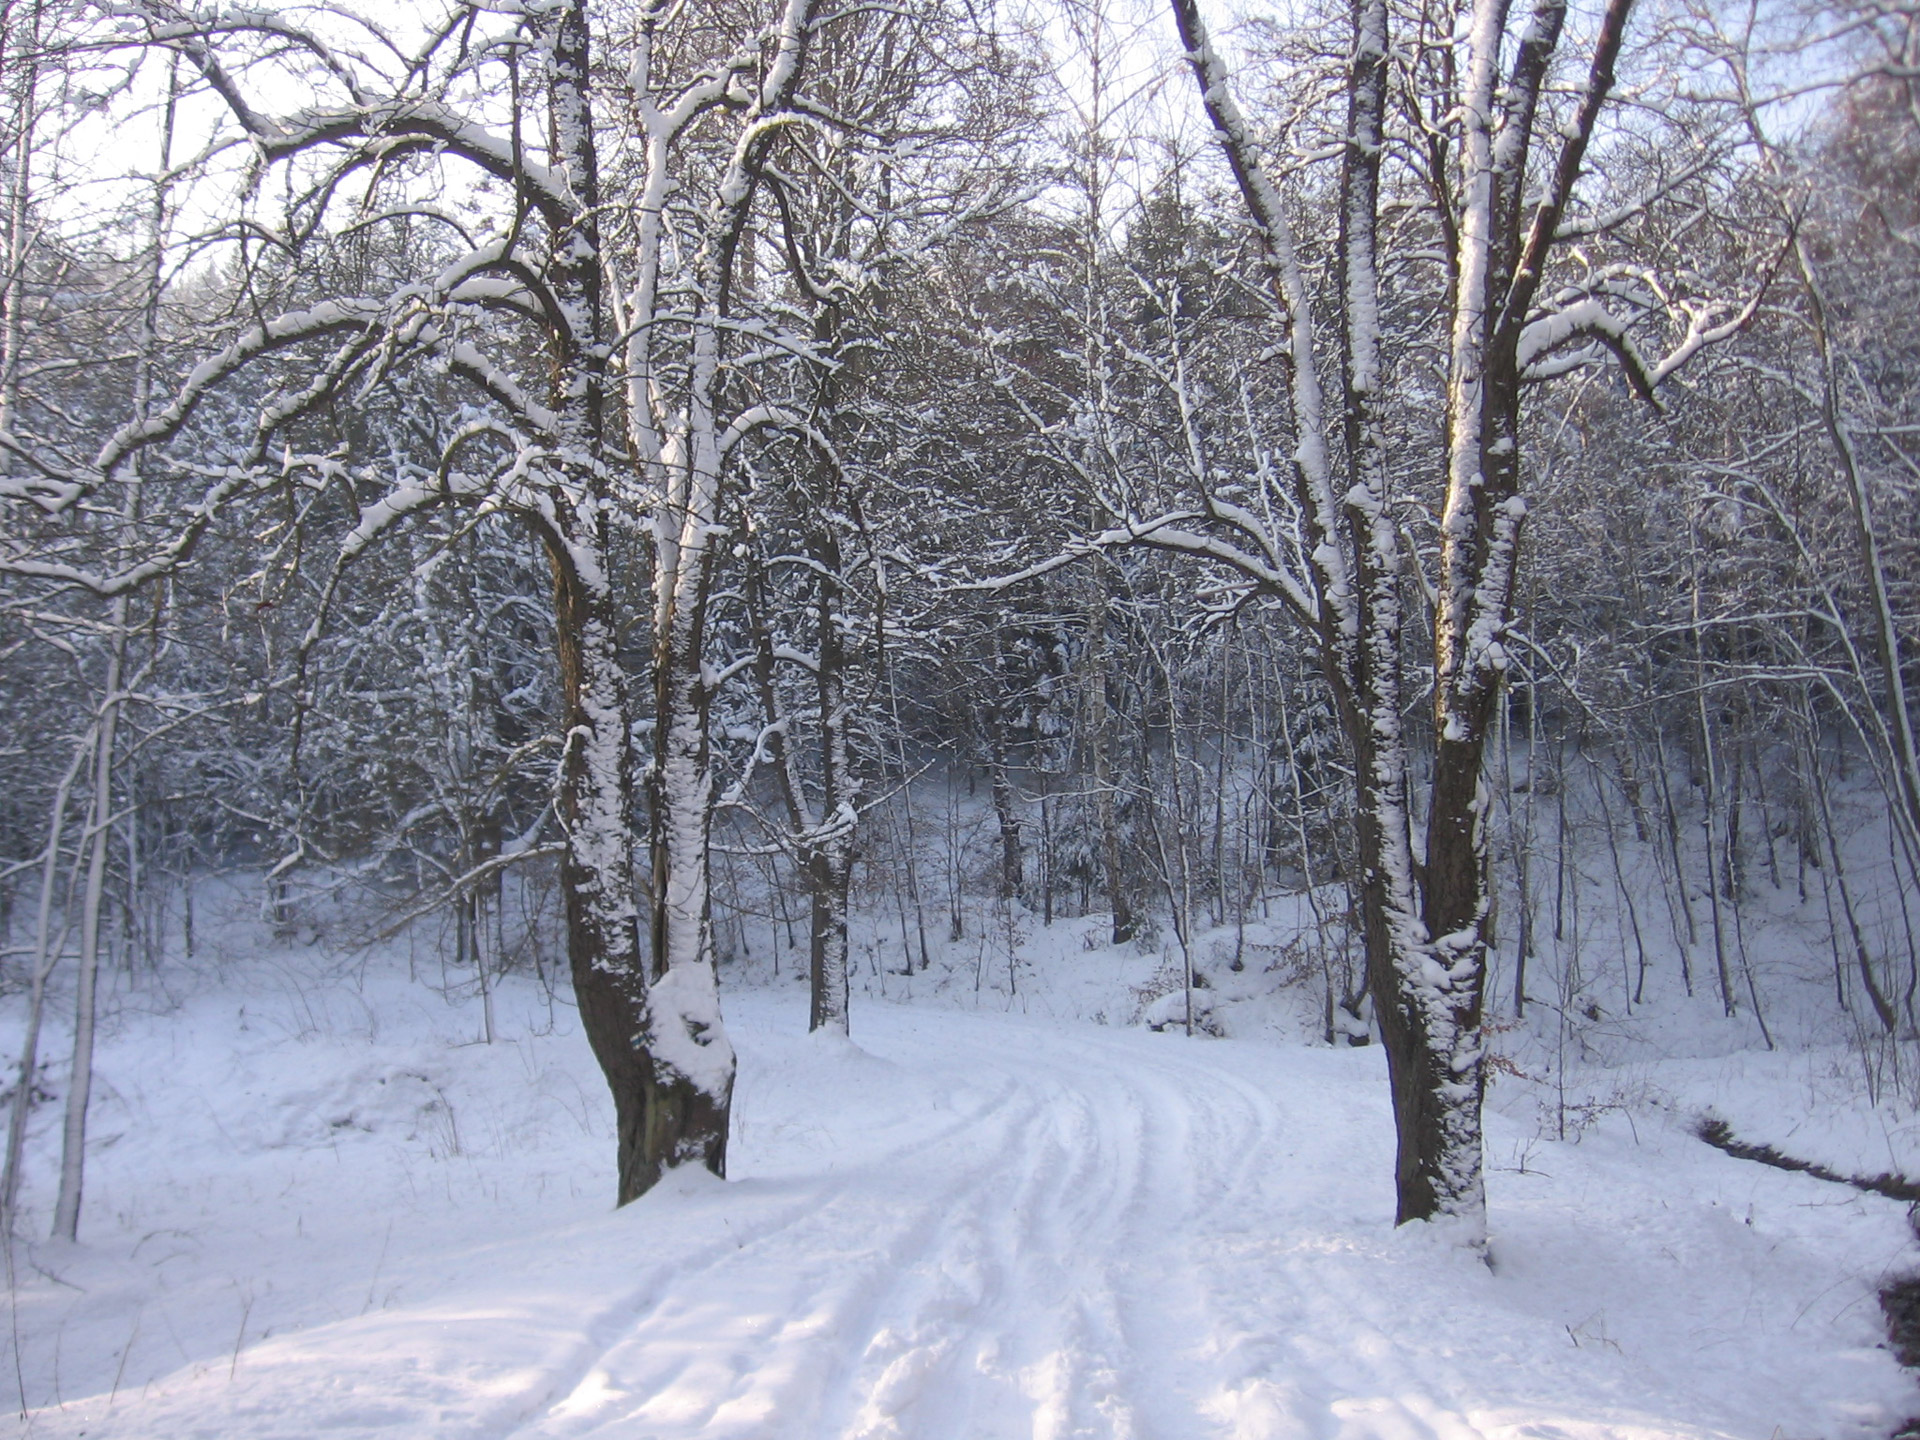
[1167,0,1351,640]
[126,2,581,220]
[1518,225,1789,400]
[0,468,260,597]
[1517,298,1658,398]
[90,297,391,493]
[1497,0,1635,340]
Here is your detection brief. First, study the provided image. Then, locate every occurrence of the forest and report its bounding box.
[2,0,1919,1433]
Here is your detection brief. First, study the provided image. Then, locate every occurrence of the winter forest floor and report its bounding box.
[4,871,1920,1439]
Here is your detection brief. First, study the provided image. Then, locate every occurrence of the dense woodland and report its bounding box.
[1,0,1917,1256]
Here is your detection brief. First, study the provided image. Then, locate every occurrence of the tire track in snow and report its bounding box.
[31,1007,1481,1440]
[820,1015,1290,1440]
[493,1064,1037,1439]
[835,1065,1135,1440]
[500,1011,1283,1440]
[20,999,1911,1440]
[1163,1042,1500,1440]
[1073,1027,1293,1440]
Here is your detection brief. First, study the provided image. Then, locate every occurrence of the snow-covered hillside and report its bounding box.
[2,881,1915,1439]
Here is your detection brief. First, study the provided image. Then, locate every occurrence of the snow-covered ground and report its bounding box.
[5,881,1918,1440]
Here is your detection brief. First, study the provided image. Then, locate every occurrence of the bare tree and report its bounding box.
[1098,0,1767,1238]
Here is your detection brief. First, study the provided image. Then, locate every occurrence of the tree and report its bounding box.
[710,0,1032,1034]
[0,0,1046,1213]
[1110,0,1766,1238]
[0,0,835,1206]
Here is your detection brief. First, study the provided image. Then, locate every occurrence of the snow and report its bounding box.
[2,878,1915,1439]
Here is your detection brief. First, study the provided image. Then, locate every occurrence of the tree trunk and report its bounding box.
[1,737,88,1235]
[807,528,855,1036]
[645,586,735,1184]
[807,846,852,1034]
[548,555,668,1204]
[544,0,743,1201]
[987,721,1023,905]
[53,613,126,1241]
[0,0,39,476]
[1085,556,1135,941]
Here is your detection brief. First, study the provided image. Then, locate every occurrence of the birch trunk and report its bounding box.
[52,616,125,1241]
[49,70,173,1236]
[0,738,88,1235]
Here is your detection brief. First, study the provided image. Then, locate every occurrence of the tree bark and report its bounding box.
[806,525,855,1035]
[52,613,124,1241]
[1165,0,1638,1240]
[1086,557,1135,941]
[545,0,736,1199]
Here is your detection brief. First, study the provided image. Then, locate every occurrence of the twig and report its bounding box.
[362,1218,393,1314]
[108,1308,141,1407]
[228,1288,253,1382]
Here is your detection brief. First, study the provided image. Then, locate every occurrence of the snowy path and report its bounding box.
[10,990,1916,1439]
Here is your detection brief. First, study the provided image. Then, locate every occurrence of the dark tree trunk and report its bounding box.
[988,723,1023,904]
[808,847,852,1033]
[541,0,733,1203]
[546,551,675,1206]
[807,524,854,1034]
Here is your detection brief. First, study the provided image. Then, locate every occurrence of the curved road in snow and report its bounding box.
[21,995,1911,1439]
